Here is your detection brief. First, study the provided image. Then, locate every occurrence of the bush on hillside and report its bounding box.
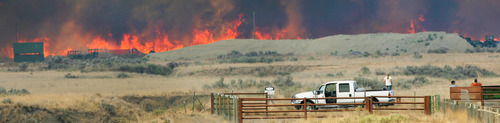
[119,64,173,76]
[354,77,385,90]
[402,65,497,79]
[427,48,447,54]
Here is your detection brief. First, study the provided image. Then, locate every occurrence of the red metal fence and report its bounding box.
[211,93,431,123]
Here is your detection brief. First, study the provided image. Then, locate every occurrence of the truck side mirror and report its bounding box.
[313,90,319,95]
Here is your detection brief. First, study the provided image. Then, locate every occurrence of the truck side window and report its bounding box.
[339,83,350,92]
[326,84,336,92]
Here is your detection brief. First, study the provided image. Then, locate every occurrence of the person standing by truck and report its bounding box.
[384,73,393,90]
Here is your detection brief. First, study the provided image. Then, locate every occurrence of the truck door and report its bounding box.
[314,85,326,104]
[337,83,354,103]
[325,83,337,103]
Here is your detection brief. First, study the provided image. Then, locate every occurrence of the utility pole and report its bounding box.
[15,23,18,42]
[253,11,256,39]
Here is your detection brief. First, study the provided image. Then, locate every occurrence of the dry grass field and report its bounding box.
[0,51,499,122]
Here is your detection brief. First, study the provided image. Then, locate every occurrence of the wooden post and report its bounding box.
[303,98,307,120]
[424,96,431,115]
[265,93,268,117]
[238,98,243,123]
[211,93,214,114]
[192,91,196,115]
[480,86,484,106]
[365,97,370,111]
[369,96,373,114]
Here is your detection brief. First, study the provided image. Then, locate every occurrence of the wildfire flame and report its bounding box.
[407,20,415,34]
[418,15,426,22]
[6,14,246,58]
[407,15,426,34]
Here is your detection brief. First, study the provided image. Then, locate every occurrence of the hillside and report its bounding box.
[148,32,473,60]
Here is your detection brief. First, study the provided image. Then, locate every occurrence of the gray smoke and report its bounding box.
[1,0,499,57]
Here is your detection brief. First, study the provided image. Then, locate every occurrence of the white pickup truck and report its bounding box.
[292,80,395,110]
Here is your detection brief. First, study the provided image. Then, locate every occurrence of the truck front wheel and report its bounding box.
[296,101,316,110]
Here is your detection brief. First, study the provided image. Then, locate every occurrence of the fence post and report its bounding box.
[192,91,196,115]
[369,96,373,114]
[211,93,214,114]
[224,95,228,119]
[233,96,237,123]
[227,96,231,121]
[303,98,307,120]
[436,95,440,112]
[227,95,231,120]
[218,94,221,115]
[430,96,433,114]
[424,96,431,115]
[365,97,370,111]
[265,93,269,117]
[238,98,243,123]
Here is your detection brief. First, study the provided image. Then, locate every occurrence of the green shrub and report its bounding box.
[335,72,344,77]
[45,56,71,70]
[3,88,30,95]
[361,66,371,75]
[117,73,131,78]
[465,49,474,53]
[413,52,422,59]
[257,80,272,88]
[330,51,338,56]
[326,73,335,77]
[427,48,447,54]
[100,103,117,116]
[64,73,79,79]
[354,77,385,90]
[211,78,227,88]
[375,50,383,56]
[375,71,386,76]
[403,65,497,79]
[290,57,298,61]
[218,50,285,63]
[0,86,6,94]
[0,86,27,96]
[152,107,167,115]
[2,98,12,104]
[273,76,297,87]
[18,63,29,72]
[362,51,370,57]
[118,64,173,76]
[394,76,429,89]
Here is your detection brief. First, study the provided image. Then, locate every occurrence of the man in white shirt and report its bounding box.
[450,81,457,87]
[384,73,392,90]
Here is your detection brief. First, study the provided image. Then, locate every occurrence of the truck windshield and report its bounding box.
[318,85,325,93]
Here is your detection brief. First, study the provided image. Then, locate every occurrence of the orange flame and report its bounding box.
[407,20,415,34]
[255,28,298,40]
[2,46,14,59]
[2,13,302,58]
[418,15,425,22]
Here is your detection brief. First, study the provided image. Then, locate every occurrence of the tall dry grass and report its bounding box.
[288,108,478,123]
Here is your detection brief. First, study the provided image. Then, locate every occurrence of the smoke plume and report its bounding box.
[1,0,499,58]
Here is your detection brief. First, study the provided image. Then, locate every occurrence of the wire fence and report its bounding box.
[442,99,500,123]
